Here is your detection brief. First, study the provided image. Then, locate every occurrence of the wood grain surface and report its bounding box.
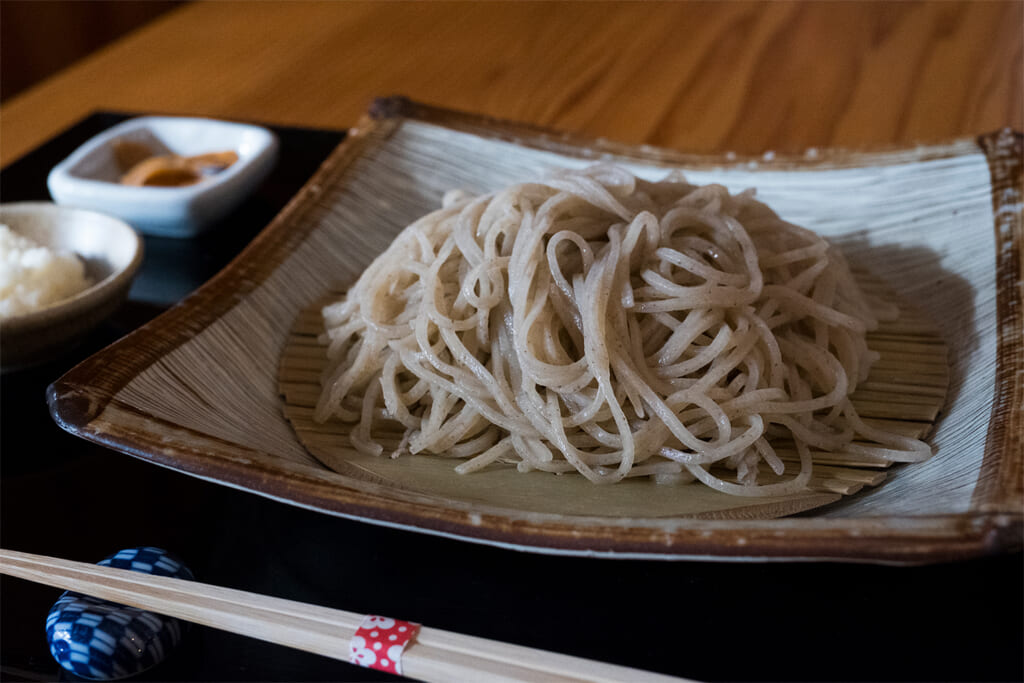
[2,1,1021,166]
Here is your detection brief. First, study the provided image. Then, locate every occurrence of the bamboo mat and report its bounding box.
[279,281,948,520]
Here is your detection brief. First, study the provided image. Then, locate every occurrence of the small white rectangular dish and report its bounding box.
[47,116,278,238]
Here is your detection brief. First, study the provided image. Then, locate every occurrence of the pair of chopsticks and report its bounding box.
[0,548,690,682]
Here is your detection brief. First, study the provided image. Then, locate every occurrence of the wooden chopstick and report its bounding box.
[0,548,691,683]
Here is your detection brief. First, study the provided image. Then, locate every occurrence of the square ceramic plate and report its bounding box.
[49,98,1023,563]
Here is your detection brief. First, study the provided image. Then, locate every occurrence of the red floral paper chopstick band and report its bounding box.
[349,614,421,675]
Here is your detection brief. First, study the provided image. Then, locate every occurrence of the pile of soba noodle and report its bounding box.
[313,165,931,496]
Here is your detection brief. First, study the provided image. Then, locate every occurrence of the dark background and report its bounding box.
[1,1,183,102]
[1,113,1022,683]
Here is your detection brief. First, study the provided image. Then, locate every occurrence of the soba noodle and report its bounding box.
[313,165,931,496]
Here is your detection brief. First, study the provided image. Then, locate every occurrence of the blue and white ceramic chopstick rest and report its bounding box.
[45,547,193,680]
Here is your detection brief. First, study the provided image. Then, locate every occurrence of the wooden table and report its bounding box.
[3,1,1021,167]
